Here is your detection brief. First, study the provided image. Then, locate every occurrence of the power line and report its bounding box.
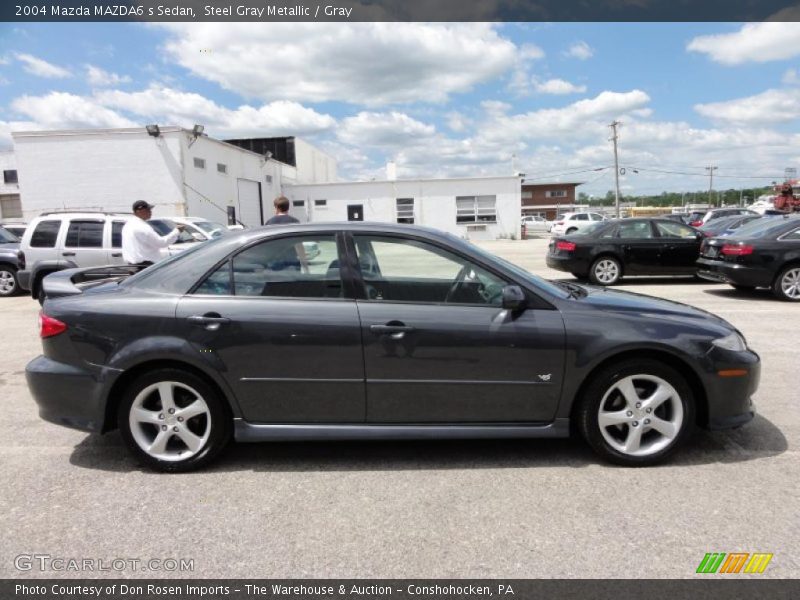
[623,166,785,180]
[524,166,611,182]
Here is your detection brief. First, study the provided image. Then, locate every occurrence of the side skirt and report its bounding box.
[234,419,571,442]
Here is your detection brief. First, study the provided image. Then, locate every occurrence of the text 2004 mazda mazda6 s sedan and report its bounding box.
[26,223,760,471]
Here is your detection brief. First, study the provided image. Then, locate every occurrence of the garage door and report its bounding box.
[237,178,262,227]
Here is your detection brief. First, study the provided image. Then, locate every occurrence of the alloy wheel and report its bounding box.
[594,259,620,284]
[597,374,684,457]
[780,267,800,299]
[128,381,211,462]
[0,270,16,295]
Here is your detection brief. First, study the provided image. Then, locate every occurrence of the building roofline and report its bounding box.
[285,175,522,188]
[522,181,584,186]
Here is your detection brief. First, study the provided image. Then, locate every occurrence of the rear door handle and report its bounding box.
[111,252,122,257]
[62,252,76,257]
[188,314,231,331]
[370,323,415,339]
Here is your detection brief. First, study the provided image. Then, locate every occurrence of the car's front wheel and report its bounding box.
[589,256,622,285]
[118,368,232,472]
[773,265,800,301]
[0,266,19,296]
[577,359,694,466]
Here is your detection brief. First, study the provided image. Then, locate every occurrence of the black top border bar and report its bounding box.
[3,0,800,22]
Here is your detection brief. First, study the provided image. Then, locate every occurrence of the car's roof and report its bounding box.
[34,212,132,220]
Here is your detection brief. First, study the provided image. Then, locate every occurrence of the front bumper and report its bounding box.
[696,258,773,288]
[26,355,107,433]
[702,347,760,430]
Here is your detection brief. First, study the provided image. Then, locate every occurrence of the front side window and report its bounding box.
[618,221,654,239]
[65,220,104,248]
[194,235,342,298]
[456,195,496,224]
[656,221,696,239]
[353,235,507,306]
[573,213,589,221]
[29,220,61,248]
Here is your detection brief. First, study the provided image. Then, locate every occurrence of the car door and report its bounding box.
[350,233,565,423]
[62,219,107,267]
[175,232,366,423]
[616,220,662,274]
[654,221,702,273]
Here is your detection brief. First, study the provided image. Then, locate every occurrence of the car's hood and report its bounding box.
[573,284,731,327]
[0,241,19,253]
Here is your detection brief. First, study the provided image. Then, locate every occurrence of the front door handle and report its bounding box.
[188,314,231,331]
[370,323,415,339]
[111,252,122,257]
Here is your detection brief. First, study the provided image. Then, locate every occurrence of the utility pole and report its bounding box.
[705,166,718,207]
[610,120,622,218]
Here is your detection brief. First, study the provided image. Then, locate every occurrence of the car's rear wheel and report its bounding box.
[118,368,232,472]
[773,265,800,301]
[577,359,694,466]
[0,266,19,296]
[589,256,622,285]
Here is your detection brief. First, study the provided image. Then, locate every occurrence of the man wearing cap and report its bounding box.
[121,201,185,267]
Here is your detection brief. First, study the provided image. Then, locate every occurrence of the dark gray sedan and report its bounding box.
[27,223,759,471]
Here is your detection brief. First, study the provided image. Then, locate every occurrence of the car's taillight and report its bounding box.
[556,241,576,252]
[721,243,754,256]
[555,221,564,226]
[39,312,67,338]
[17,250,25,270]
[689,220,702,227]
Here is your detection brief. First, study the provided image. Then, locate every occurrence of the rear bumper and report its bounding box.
[546,254,588,275]
[25,355,107,433]
[702,348,760,430]
[696,258,773,288]
[18,269,31,291]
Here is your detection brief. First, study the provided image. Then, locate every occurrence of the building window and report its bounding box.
[546,190,567,198]
[265,174,273,184]
[314,199,327,207]
[217,163,227,174]
[193,158,206,169]
[3,170,18,184]
[521,190,532,199]
[0,195,22,218]
[456,195,497,224]
[396,198,414,224]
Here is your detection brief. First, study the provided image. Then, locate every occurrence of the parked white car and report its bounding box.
[149,216,232,242]
[520,215,551,233]
[550,212,606,236]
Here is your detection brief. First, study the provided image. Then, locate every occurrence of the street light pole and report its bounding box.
[610,120,622,218]
[706,166,718,207]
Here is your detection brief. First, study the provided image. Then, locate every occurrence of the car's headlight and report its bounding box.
[712,332,747,352]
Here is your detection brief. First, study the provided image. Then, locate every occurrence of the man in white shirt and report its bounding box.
[121,200,184,266]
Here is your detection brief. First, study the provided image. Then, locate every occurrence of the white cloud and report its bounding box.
[519,43,545,60]
[95,85,336,137]
[694,88,800,124]
[338,111,435,146]
[11,92,136,129]
[445,111,470,133]
[86,65,131,87]
[783,68,800,85]
[156,23,517,105]
[564,41,594,60]
[687,23,800,65]
[15,53,71,78]
[533,78,587,95]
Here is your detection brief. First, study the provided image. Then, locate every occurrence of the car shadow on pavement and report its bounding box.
[703,287,776,301]
[68,414,786,473]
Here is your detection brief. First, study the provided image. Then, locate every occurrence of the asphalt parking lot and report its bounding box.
[1,236,797,579]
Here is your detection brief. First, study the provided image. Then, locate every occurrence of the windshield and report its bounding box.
[730,216,800,239]
[0,227,18,243]
[148,219,196,244]
[192,221,228,237]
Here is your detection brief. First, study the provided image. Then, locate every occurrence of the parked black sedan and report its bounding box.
[27,223,759,471]
[546,218,704,285]
[696,215,800,301]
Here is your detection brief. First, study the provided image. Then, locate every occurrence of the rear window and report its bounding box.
[29,220,61,248]
[65,220,104,248]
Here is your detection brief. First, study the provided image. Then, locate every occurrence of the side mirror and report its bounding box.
[502,285,527,311]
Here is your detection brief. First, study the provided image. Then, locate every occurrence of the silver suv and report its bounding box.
[17,212,193,301]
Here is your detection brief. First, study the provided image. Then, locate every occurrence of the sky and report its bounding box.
[0,21,799,198]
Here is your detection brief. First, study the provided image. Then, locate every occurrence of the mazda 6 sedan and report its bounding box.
[26,223,760,471]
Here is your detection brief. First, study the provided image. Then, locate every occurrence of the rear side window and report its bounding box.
[111,221,126,248]
[781,228,800,241]
[29,220,61,248]
[65,220,104,248]
[574,214,589,221]
[618,221,654,239]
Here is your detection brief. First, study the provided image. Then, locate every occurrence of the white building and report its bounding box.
[285,175,522,240]
[11,127,336,227]
[0,150,22,222]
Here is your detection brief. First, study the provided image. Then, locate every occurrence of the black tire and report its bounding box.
[118,368,232,472]
[588,256,622,286]
[772,265,800,302]
[0,265,20,297]
[576,359,695,467]
[37,285,46,306]
[566,227,578,234]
